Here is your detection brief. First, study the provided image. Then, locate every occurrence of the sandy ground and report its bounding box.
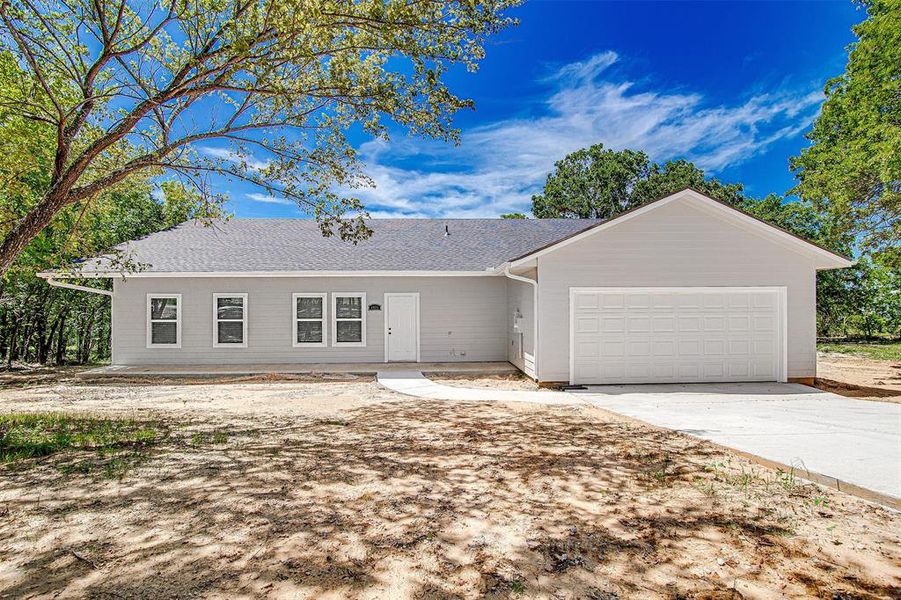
[816,353,901,401]
[0,377,898,599]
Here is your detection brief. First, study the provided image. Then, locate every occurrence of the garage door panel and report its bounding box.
[678,340,701,355]
[575,293,600,309]
[626,294,650,308]
[628,341,651,356]
[728,294,750,308]
[728,316,750,331]
[571,288,783,384]
[575,340,600,358]
[600,317,625,332]
[703,294,725,308]
[653,340,675,356]
[651,294,675,308]
[652,317,675,332]
[575,316,599,334]
[704,340,726,354]
[704,317,726,331]
[752,293,777,308]
[678,317,701,331]
[627,317,651,332]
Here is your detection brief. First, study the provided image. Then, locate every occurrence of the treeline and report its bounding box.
[0,283,110,366]
[0,177,212,367]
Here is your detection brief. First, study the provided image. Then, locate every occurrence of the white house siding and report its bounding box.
[536,199,818,383]
[112,276,507,365]
[505,275,535,373]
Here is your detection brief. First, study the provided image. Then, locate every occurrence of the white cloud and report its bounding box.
[202,146,271,172]
[246,192,293,205]
[348,51,822,218]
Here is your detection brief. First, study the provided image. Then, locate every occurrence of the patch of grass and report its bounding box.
[0,413,163,462]
[189,429,230,446]
[0,412,165,478]
[818,341,901,361]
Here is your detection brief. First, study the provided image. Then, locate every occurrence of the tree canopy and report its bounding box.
[531,143,745,219]
[0,0,518,273]
[791,0,900,265]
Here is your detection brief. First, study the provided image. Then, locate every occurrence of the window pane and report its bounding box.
[217,297,244,320]
[217,321,244,344]
[151,321,177,344]
[296,321,323,344]
[296,297,323,319]
[336,320,362,343]
[335,297,362,319]
[150,297,177,320]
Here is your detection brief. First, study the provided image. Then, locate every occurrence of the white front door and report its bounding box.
[570,287,785,385]
[385,293,419,362]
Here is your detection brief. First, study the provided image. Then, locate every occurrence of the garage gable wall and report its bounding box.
[536,198,817,382]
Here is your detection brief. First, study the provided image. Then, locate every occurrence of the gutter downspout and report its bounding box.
[40,275,114,297]
[503,264,538,380]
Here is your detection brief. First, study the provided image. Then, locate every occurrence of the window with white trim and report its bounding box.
[213,293,247,347]
[293,293,327,347]
[332,293,366,346]
[147,294,181,348]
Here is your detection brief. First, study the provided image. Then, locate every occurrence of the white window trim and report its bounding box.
[331,292,366,347]
[146,293,182,349]
[293,293,328,347]
[212,293,248,348]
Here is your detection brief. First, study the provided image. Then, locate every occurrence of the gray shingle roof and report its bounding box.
[72,218,598,273]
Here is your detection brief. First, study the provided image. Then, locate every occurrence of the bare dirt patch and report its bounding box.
[432,372,542,391]
[817,353,901,401]
[0,379,898,599]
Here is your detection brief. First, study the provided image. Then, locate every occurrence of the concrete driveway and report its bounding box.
[574,383,901,502]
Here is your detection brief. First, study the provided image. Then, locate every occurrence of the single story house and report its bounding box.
[40,188,852,385]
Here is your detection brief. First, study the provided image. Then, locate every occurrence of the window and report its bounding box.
[293,293,327,347]
[332,293,366,346]
[147,294,181,348]
[213,293,247,347]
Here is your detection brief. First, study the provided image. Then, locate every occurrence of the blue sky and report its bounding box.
[222,1,863,219]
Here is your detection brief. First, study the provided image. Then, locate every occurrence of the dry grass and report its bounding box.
[0,380,898,599]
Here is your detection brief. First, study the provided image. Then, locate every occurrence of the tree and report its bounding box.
[500,212,526,219]
[532,144,650,219]
[531,144,748,219]
[790,0,900,264]
[632,159,746,207]
[0,0,517,274]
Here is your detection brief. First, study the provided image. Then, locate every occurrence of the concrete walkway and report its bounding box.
[574,383,901,503]
[376,371,579,405]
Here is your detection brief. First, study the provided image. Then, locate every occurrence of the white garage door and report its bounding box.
[570,287,785,385]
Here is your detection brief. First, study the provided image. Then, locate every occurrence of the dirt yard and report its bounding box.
[0,377,899,599]
[816,352,901,400]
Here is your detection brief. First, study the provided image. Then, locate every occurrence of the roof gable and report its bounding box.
[508,188,854,270]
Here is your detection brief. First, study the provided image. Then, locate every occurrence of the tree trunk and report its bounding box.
[6,322,18,366]
[36,311,48,364]
[0,193,71,275]
[41,314,62,365]
[0,308,7,361]
[77,313,95,364]
[55,311,67,365]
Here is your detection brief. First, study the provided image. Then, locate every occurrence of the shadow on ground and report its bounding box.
[0,399,898,599]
